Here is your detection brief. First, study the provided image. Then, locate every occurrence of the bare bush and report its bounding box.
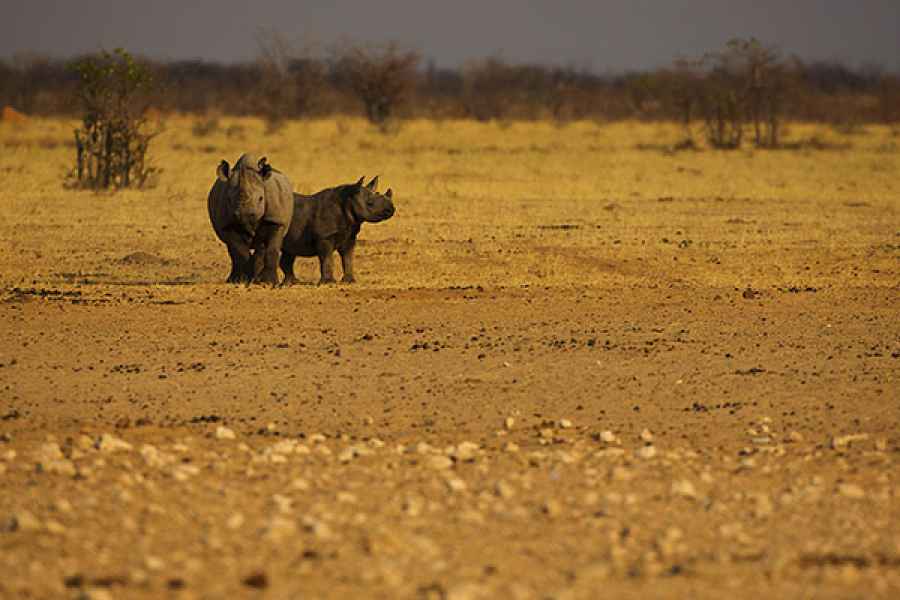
[256,31,326,130]
[333,42,421,125]
[69,49,160,189]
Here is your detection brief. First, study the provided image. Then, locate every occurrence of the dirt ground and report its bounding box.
[1,118,899,598]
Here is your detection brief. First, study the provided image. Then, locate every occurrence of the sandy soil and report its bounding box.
[1,119,899,598]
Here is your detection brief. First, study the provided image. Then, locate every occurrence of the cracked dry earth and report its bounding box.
[1,284,898,599]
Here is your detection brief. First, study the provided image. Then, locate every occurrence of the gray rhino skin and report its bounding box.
[207,154,294,284]
[280,176,395,285]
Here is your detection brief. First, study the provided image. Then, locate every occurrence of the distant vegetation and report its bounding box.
[1,37,898,148]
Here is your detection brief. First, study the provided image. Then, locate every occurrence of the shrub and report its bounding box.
[69,49,160,189]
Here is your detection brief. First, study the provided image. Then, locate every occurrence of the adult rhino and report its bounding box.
[207,154,294,285]
[280,176,395,285]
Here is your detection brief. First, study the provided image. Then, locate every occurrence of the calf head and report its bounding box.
[346,176,395,223]
[216,155,273,231]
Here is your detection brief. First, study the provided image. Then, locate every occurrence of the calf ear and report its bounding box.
[216,160,230,182]
[366,175,379,191]
[385,188,393,199]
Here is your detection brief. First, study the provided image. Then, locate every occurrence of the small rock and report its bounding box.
[272,494,293,513]
[45,520,66,535]
[453,441,479,461]
[446,478,467,493]
[427,455,454,470]
[838,483,865,499]
[787,431,804,443]
[98,434,132,453]
[503,442,520,453]
[338,447,356,463]
[172,464,200,481]
[559,419,573,429]
[494,480,515,499]
[145,556,165,571]
[875,438,887,452]
[11,510,41,532]
[242,571,269,589]
[599,430,618,444]
[637,445,657,459]
[215,426,236,440]
[226,513,245,530]
[337,492,358,504]
[831,433,869,449]
[640,429,654,442]
[752,437,772,445]
[542,499,562,517]
[504,417,515,430]
[42,458,76,477]
[671,480,697,499]
[290,478,310,491]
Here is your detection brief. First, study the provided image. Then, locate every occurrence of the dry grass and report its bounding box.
[0,117,897,292]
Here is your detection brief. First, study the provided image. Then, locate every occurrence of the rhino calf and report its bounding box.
[280,176,395,285]
[207,154,294,284]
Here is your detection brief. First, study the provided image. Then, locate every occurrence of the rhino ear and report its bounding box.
[366,175,379,191]
[258,157,272,179]
[216,160,230,182]
[355,176,365,186]
[385,188,393,199]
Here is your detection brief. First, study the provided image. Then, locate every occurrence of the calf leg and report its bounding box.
[339,244,356,284]
[317,241,337,285]
[280,253,299,286]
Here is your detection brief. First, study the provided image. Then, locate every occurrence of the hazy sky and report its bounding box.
[4,1,899,71]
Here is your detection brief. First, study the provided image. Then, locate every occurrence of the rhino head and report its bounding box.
[346,176,395,223]
[217,155,273,231]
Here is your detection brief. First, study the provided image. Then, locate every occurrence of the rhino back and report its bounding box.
[261,171,294,227]
[282,192,322,257]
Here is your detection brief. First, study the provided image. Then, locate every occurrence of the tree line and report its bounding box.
[2,38,898,141]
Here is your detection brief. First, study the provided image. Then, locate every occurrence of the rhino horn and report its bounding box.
[216,160,230,182]
[385,188,393,199]
[366,175,379,191]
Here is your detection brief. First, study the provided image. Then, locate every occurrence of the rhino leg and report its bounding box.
[317,241,337,285]
[251,222,286,286]
[279,253,299,286]
[221,228,252,284]
[339,244,356,284]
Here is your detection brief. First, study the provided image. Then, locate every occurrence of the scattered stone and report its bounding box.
[427,455,454,470]
[265,516,297,542]
[637,445,657,459]
[172,464,200,481]
[787,431,804,443]
[598,430,618,444]
[41,458,76,477]
[671,480,697,499]
[831,433,869,449]
[290,478,310,491]
[338,447,356,463]
[45,520,66,535]
[875,438,887,452]
[494,480,515,499]
[453,441,480,461]
[504,417,515,430]
[10,510,41,532]
[145,556,165,571]
[752,437,772,445]
[140,444,175,468]
[559,419,573,429]
[542,499,562,517]
[242,571,269,589]
[272,494,293,513]
[503,442,520,453]
[215,426,236,440]
[446,478,467,493]
[403,496,424,517]
[838,483,865,499]
[98,434,133,453]
[640,429,654,442]
[226,513,245,530]
[337,491,358,504]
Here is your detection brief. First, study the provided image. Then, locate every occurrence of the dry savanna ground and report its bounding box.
[0,116,899,599]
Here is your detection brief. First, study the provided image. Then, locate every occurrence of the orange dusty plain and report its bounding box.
[1,117,899,599]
